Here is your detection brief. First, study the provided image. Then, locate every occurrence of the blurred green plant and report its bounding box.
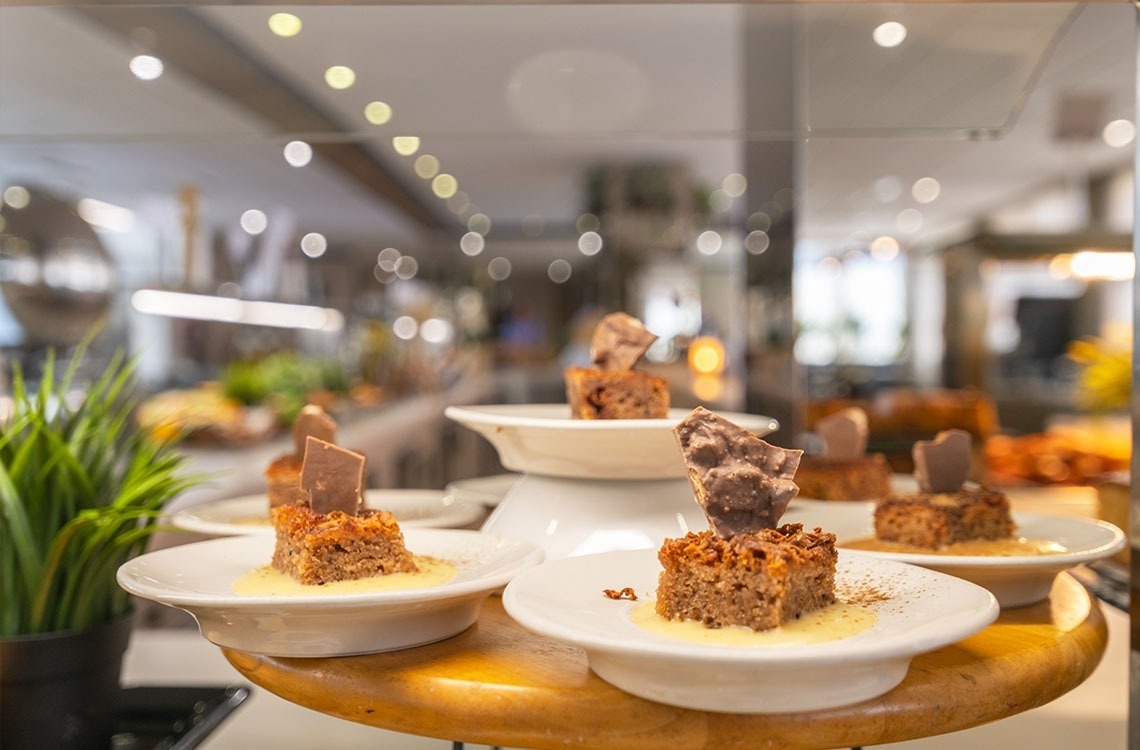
[221,351,348,424]
[0,342,202,635]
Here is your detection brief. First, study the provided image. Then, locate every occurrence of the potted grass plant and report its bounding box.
[0,341,202,749]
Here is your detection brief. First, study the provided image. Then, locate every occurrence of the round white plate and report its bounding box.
[168,489,486,536]
[502,549,998,713]
[445,473,521,508]
[117,529,544,657]
[444,404,779,479]
[783,503,1127,607]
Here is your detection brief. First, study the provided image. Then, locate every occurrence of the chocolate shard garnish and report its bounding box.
[816,407,869,460]
[300,436,365,515]
[913,429,972,493]
[674,406,803,538]
[590,312,658,371]
[292,405,338,456]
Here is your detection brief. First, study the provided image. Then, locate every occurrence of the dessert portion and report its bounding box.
[656,407,837,631]
[794,407,893,501]
[271,436,417,585]
[564,312,670,419]
[266,404,338,508]
[873,429,1015,549]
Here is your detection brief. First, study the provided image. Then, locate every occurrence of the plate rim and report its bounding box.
[502,548,999,666]
[117,528,544,609]
[444,403,779,433]
[168,489,486,535]
[793,505,1128,569]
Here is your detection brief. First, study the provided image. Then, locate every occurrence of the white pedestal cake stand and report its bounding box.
[444,404,779,560]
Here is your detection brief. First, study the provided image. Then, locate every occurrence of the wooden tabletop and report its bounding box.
[223,572,1107,750]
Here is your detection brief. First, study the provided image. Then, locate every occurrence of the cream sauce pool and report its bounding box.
[630,600,877,646]
[843,536,1067,557]
[232,555,457,595]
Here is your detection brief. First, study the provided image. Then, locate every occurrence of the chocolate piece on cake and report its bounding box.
[271,435,417,585]
[266,404,339,507]
[673,406,802,538]
[301,436,365,515]
[913,429,972,493]
[590,312,658,371]
[564,312,670,419]
[816,407,868,460]
[656,524,837,631]
[874,428,1014,548]
[658,407,835,632]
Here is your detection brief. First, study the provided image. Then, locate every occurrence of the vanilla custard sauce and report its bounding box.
[631,600,877,646]
[843,536,1067,557]
[232,555,457,595]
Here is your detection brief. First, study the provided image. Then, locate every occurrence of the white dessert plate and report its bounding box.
[502,549,998,714]
[783,503,1127,607]
[168,489,486,536]
[117,529,544,657]
[444,473,521,508]
[444,404,779,479]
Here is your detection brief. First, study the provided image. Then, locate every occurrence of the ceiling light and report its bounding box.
[392,137,420,156]
[131,290,343,331]
[873,22,907,48]
[722,173,747,198]
[129,55,164,81]
[1069,250,1134,280]
[911,177,941,204]
[578,231,603,256]
[300,232,327,258]
[283,140,312,167]
[364,101,392,125]
[467,213,492,235]
[324,66,356,90]
[377,247,401,271]
[548,259,572,283]
[873,175,903,203]
[745,230,770,255]
[78,198,135,232]
[2,186,30,209]
[239,209,268,235]
[896,208,923,233]
[1103,119,1135,148]
[268,13,302,37]
[460,232,485,256]
[696,230,722,255]
[870,235,900,260]
[432,174,458,199]
[487,256,512,281]
[415,155,440,179]
[393,316,418,340]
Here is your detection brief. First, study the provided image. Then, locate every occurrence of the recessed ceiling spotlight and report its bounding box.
[873,22,907,48]
[268,13,302,38]
[324,66,356,90]
[283,140,313,167]
[364,101,392,125]
[240,209,268,235]
[392,137,420,156]
[129,55,164,81]
[912,177,941,204]
[300,232,327,258]
[1103,119,1135,148]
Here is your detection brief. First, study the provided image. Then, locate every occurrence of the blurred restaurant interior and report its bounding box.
[0,1,1137,748]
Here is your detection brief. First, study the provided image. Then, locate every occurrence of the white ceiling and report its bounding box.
[0,2,1134,277]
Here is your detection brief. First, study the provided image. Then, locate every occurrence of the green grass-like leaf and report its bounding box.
[0,338,204,635]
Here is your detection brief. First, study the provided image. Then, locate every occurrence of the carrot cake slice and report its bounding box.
[794,407,892,501]
[271,436,416,585]
[656,407,836,631]
[873,429,1015,549]
[564,312,669,419]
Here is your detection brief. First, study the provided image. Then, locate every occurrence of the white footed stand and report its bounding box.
[480,474,707,560]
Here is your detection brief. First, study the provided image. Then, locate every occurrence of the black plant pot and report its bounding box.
[0,615,132,750]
